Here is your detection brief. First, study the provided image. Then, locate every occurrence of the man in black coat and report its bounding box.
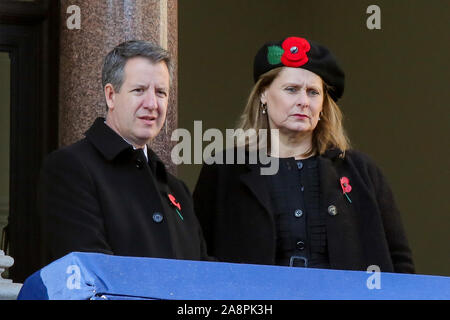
[39,40,209,266]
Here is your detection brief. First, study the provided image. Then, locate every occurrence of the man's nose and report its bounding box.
[142,90,157,110]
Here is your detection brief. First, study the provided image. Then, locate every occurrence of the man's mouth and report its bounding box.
[138,115,157,124]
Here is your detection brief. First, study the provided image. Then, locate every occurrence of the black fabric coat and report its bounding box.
[193,148,415,273]
[39,117,209,266]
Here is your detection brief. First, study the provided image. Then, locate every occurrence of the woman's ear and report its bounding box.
[260,90,267,105]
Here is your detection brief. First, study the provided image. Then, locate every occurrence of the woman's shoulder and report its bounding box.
[198,146,271,182]
[321,147,373,163]
[341,149,386,180]
[321,147,382,173]
[344,149,377,164]
[203,146,262,166]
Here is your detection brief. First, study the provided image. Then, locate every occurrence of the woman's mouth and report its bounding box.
[291,113,309,119]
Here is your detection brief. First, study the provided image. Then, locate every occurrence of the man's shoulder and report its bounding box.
[164,171,193,198]
[43,138,94,168]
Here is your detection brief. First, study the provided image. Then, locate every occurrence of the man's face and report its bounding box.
[105,57,170,148]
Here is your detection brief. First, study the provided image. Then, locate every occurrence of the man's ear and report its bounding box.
[104,84,116,110]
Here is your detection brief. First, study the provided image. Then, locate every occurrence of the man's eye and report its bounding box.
[285,87,297,93]
[133,88,144,93]
[157,90,168,97]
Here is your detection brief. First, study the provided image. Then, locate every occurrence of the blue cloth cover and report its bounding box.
[17,252,450,300]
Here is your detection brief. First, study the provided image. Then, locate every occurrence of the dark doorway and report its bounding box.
[0,0,59,282]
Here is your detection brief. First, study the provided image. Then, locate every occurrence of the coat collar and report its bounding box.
[239,147,344,219]
[323,147,344,160]
[239,162,275,218]
[85,117,133,161]
[85,117,168,175]
[238,149,277,219]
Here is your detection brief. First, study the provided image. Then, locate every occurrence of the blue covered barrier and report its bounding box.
[17,252,450,300]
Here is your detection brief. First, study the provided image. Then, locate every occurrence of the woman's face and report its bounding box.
[261,67,324,137]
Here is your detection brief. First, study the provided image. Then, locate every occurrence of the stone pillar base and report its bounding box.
[0,250,22,300]
[0,283,23,300]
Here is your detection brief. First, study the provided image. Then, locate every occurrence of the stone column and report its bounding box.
[59,0,178,173]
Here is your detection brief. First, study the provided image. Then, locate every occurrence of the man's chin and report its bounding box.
[136,130,161,143]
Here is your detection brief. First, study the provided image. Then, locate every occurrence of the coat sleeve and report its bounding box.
[39,149,113,265]
[367,159,415,273]
[192,163,219,257]
[179,179,217,262]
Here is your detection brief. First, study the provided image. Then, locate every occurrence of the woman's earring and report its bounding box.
[318,111,323,121]
[261,102,267,114]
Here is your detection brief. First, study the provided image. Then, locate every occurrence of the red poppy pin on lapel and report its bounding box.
[168,193,183,221]
[340,177,353,203]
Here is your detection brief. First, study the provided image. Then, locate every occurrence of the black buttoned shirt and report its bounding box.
[266,156,329,268]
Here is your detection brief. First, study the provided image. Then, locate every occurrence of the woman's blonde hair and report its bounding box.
[236,67,351,157]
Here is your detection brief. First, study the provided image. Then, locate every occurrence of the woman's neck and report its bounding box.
[270,130,313,159]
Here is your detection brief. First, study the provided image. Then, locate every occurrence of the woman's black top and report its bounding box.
[266,156,330,268]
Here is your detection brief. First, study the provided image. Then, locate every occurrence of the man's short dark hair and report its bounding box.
[102,40,172,93]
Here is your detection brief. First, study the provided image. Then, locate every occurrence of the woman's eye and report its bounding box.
[309,89,320,96]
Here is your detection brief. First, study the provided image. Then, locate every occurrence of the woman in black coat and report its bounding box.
[193,36,414,273]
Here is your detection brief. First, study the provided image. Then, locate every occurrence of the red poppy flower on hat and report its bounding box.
[281,37,311,68]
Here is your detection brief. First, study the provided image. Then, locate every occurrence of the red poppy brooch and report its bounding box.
[168,193,183,221]
[267,37,311,67]
[340,177,352,203]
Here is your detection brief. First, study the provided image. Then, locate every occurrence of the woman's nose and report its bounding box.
[296,89,309,107]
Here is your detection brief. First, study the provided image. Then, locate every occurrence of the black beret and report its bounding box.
[253,36,345,101]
